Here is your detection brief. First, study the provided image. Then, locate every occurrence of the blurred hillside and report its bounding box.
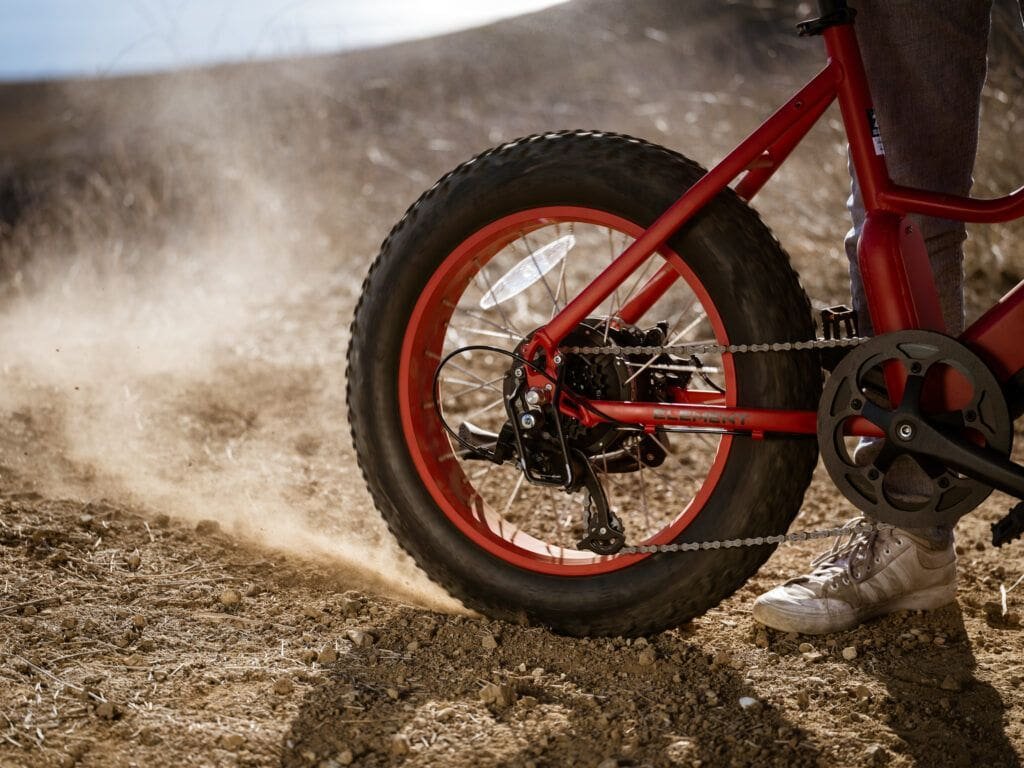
[1,0,1022,314]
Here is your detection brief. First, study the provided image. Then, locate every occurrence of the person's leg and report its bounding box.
[754,0,992,634]
[847,0,991,338]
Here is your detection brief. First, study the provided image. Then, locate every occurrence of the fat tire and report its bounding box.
[347,131,820,636]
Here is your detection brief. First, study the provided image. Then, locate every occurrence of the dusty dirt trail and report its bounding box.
[2,1,1024,766]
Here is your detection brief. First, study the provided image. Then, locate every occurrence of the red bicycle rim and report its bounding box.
[398,206,736,575]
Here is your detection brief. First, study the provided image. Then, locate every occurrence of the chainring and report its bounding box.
[818,330,1012,528]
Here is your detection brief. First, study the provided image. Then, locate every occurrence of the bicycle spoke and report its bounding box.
[440,360,505,395]
[473,259,525,341]
[462,396,506,420]
[518,230,562,316]
[449,301,524,342]
[440,375,506,400]
[618,250,657,309]
[501,472,526,519]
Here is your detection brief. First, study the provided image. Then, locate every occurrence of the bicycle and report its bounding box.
[346,0,1024,636]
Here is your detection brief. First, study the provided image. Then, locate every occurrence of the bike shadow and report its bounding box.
[278,605,824,766]
[853,603,1020,768]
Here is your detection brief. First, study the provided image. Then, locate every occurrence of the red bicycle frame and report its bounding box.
[520,18,1024,438]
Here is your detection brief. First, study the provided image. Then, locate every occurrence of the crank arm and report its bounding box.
[864,404,1024,500]
[911,423,1024,500]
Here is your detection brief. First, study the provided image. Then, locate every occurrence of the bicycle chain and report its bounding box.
[562,335,885,554]
[561,334,867,359]
[617,520,894,555]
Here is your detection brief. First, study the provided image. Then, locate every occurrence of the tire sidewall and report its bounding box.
[348,133,819,634]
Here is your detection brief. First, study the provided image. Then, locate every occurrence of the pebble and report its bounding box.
[220,589,242,607]
[479,682,517,708]
[597,759,619,768]
[738,696,760,710]
[337,749,354,766]
[481,632,498,650]
[318,646,338,664]
[95,701,120,720]
[222,734,244,751]
[126,550,142,571]
[390,735,410,756]
[802,651,826,663]
[865,743,889,765]
[638,647,657,666]
[665,738,696,763]
[338,597,360,616]
[853,684,871,700]
[798,642,814,653]
[712,650,732,667]
[405,640,420,652]
[195,519,220,535]
[842,646,858,661]
[386,688,399,701]
[273,677,294,696]
[940,675,962,692]
[346,629,374,648]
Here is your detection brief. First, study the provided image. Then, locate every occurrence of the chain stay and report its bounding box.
[558,335,872,555]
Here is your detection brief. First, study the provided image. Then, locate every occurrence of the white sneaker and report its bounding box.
[752,518,956,635]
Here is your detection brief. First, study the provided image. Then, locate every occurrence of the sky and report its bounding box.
[0,0,567,81]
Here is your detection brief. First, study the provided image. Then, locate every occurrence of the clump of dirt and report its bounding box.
[3,479,1024,767]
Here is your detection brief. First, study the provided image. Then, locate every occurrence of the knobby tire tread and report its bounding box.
[347,131,819,636]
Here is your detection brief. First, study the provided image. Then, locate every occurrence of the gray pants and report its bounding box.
[847,1,993,542]
[847,0,992,337]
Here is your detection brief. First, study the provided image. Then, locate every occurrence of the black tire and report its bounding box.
[347,131,820,636]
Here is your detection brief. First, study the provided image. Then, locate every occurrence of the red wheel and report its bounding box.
[348,131,819,635]
[399,206,735,575]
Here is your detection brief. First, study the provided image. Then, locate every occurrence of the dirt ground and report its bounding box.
[3,1,1024,766]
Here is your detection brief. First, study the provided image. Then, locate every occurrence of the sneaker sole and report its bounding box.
[752,583,957,636]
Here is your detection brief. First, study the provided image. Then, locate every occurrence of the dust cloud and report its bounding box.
[0,80,461,612]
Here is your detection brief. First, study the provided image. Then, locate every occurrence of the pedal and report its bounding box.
[821,304,858,340]
[819,304,859,372]
[992,501,1024,547]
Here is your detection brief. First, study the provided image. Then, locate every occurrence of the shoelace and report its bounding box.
[808,517,880,585]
